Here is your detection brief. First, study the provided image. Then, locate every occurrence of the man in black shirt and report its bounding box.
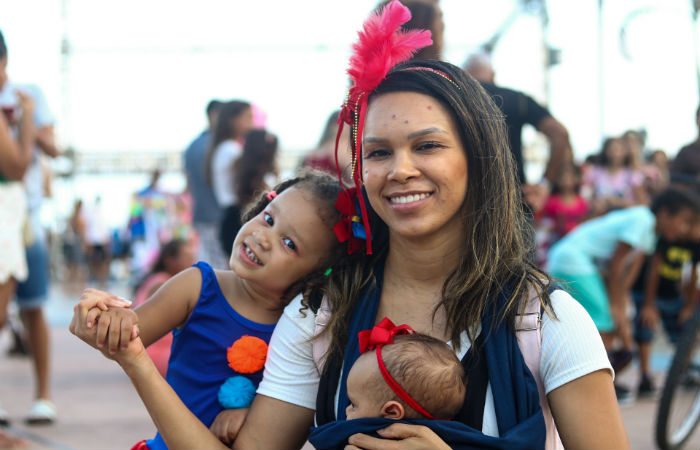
[463,53,573,211]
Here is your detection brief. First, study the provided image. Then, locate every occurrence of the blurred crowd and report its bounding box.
[1,0,700,447]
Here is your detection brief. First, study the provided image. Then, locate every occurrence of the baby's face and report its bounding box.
[345,353,384,420]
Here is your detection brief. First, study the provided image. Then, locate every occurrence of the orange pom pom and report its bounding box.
[227,336,268,374]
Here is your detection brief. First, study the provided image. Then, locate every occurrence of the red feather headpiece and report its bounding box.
[334,0,433,255]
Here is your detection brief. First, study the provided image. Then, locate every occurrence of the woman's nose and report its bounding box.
[388,150,420,183]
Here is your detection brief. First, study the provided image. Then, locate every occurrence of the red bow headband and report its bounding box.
[358,317,436,420]
[333,0,434,255]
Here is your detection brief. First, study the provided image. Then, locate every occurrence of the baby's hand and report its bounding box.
[95,307,139,355]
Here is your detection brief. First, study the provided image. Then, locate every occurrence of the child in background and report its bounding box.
[583,137,647,217]
[73,172,346,450]
[309,321,466,450]
[131,238,196,377]
[535,163,589,266]
[632,210,700,397]
[547,188,699,400]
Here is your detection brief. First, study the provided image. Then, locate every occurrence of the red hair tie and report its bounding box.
[265,191,277,201]
[358,317,436,420]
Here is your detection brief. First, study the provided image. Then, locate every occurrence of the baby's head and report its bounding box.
[230,171,346,303]
[346,333,466,421]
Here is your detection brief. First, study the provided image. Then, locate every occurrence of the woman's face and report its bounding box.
[605,139,625,166]
[361,91,468,241]
[231,108,254,139]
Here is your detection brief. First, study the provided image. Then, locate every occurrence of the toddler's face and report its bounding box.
[229,187,337,301]
[346,352,385,420]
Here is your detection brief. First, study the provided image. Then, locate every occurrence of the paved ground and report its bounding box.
[1,280,699,450]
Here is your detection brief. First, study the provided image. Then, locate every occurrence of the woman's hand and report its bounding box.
[346,423,451,450]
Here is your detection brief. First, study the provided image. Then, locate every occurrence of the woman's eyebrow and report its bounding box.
[406,127,448,139]
[363,127,448,144]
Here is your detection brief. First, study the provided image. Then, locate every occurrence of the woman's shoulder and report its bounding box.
[539,288,613,393]
[280,294,317,335]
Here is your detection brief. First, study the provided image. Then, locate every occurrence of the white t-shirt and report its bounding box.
[211,140,242,208]
[257,289,612,437]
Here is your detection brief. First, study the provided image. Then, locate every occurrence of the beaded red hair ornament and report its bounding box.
[333,0,433,255]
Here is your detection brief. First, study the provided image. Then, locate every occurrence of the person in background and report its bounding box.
[377,0,444,61]
[131,238,196,377]
[204,100,253,258]
[582,136,647,217]
[644,149,670,197]
[85,195,112,287]
[535,162,589,267]
[0,29,35,442]
[183,100,228,270]
[0,28,61,427]
[299,111,353,184]
[233,129,278,213]
[547,189,699,401]
[63,198,87,286]
[631,209,700,397]
[463,52,573,213]
[670,105,700,183]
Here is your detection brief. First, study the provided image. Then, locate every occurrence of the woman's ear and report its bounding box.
[381,400,405,420]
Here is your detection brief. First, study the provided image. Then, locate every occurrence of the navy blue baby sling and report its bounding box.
[309,262,546,450]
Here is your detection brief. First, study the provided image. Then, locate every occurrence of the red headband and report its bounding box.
[358,317,436,420]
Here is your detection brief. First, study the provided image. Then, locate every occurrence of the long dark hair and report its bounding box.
[321,59,553,368]
[0,29,7,59]
[205,100,251,185]
[598,137,630,168]
[234,129,278,207]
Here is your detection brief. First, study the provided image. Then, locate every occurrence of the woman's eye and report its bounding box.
[282,237,296,251]
[365,149,390,159]
[417,141,442,151]
[263,212,273,226]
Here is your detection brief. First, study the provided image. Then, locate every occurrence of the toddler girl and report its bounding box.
[73,171,345,450]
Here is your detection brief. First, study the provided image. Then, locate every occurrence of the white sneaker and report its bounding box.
[25,399,56,425]
[0,404,9,425]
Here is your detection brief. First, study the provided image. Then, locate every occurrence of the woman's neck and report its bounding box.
[385,229,463,286]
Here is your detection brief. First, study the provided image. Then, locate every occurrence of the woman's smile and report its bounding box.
[362,91,468,240]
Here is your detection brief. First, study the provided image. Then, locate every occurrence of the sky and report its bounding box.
[1,0,699,175]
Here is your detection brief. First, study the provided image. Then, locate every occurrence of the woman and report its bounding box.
[204,100,253,257]
[70,3,627,449]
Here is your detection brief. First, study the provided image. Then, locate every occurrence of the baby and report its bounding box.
[346,332,466,420]
[309,321,466,450]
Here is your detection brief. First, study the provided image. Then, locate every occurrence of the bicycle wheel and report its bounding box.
[656,310,700,450]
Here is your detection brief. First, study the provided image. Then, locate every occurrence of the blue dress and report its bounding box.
[147,261,276,450]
